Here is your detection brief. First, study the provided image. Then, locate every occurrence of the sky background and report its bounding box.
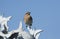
[0,0,60,39]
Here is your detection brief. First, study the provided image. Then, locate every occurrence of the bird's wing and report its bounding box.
[29,16,33,23]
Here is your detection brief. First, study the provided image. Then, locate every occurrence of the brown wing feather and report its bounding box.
[28,16,33,26]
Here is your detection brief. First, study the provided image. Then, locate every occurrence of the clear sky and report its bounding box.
[0,0,60,39]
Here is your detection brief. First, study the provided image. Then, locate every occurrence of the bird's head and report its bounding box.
[25,12,31,15]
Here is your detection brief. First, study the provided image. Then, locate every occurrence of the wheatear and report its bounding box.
[24,12,33,28]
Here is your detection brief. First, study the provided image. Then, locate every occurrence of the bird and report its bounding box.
[24,12,33,28]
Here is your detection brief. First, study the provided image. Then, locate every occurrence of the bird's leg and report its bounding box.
[26,25,27,28]
[25,25,27,29]
[26,25,31,29]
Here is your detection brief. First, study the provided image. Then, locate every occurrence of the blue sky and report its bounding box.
[0,0,60,39]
